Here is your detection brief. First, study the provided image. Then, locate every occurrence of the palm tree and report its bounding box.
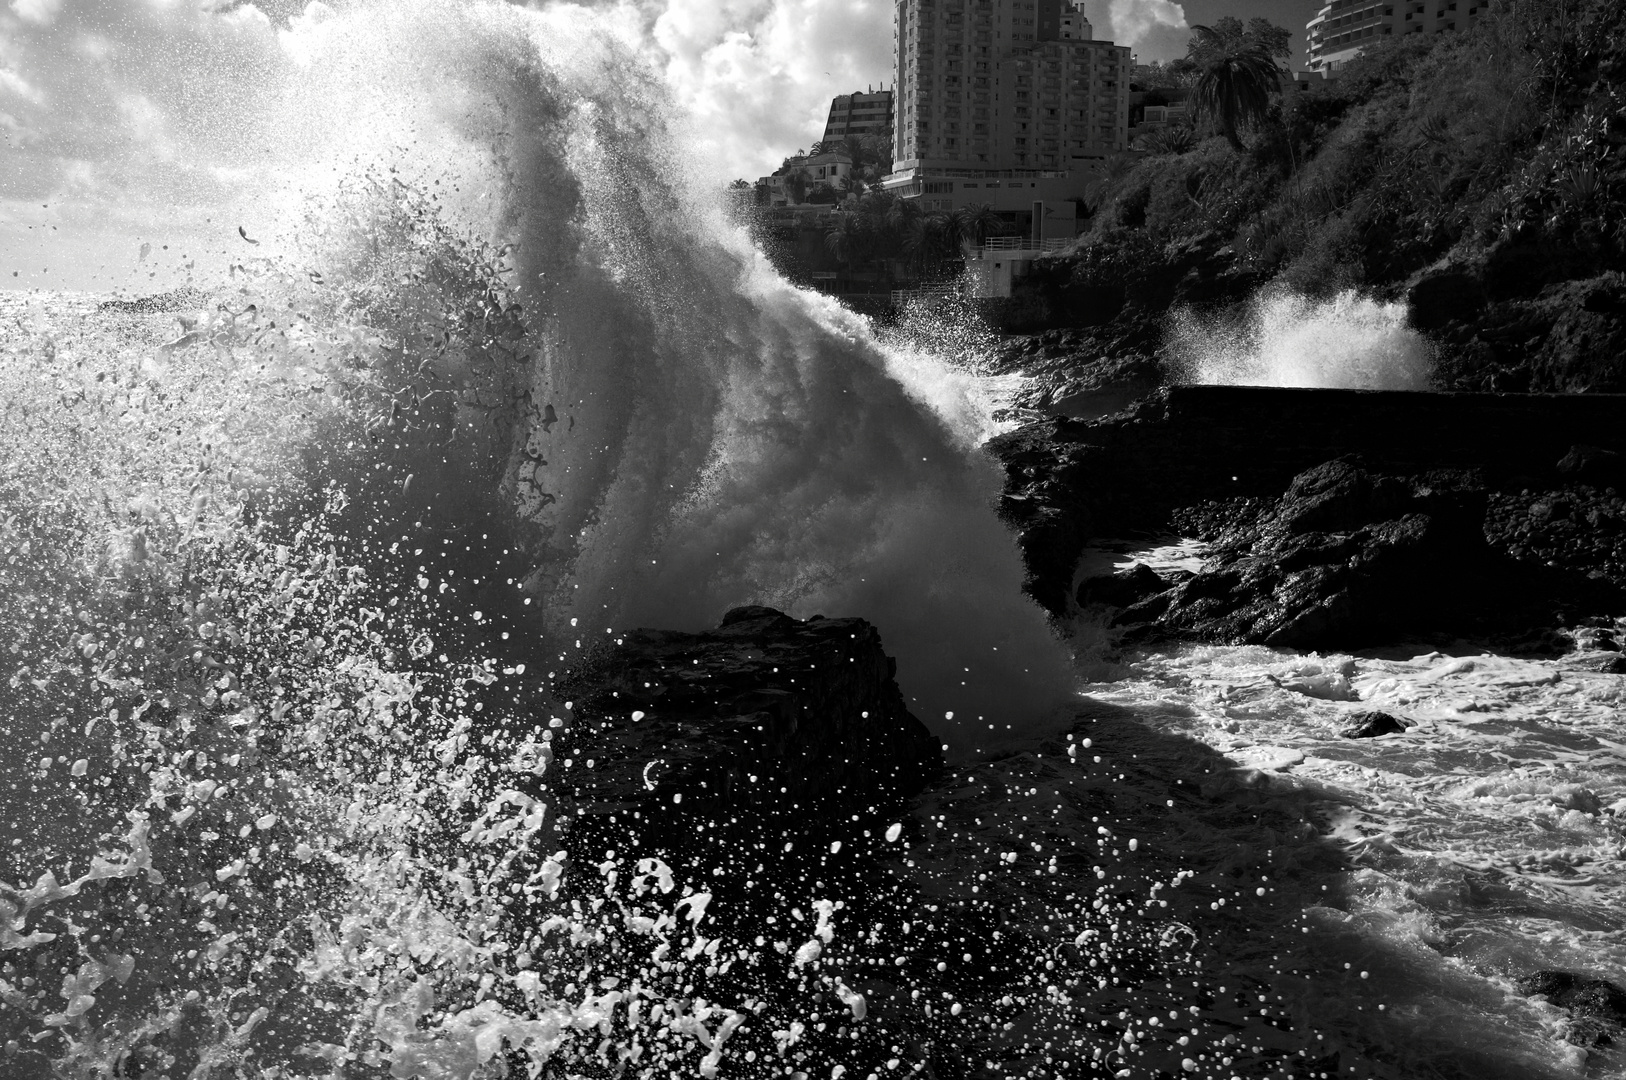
[823,212,877,266]
[1188,24,1282,152]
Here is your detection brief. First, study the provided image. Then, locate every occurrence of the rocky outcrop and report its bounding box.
[553,606,942,853]
[1341,711,1411,739]
[1107,459,1623,649]
[1516,970,1626,1048]
[999,351,1165,421]
[1424,269,1626,394]
[988,386,1626,625]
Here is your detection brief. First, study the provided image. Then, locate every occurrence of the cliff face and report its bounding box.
[553,605,943,854]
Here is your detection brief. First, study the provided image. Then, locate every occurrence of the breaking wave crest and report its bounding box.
[0,2,1076,1075]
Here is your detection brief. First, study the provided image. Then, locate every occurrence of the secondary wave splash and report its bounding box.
[1168,288,1434,391]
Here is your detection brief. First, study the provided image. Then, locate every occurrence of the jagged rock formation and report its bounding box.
[1418,265,1626,393]
[553,606,942,854]
[989,387,1626,641]
[1109,459,1610,648]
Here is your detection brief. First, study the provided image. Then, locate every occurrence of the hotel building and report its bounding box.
[1307,0,1487,72]
[822,90,895,143]
[884,0,1131,236]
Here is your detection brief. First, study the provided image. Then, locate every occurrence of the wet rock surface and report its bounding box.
[554,606,943,855]
[1076,562,1177,610]
[1515,970,1626,1048]
[1340,710,1411,739]
[1110,459,1623,649]
[991,340,1165,422]
[988,386,1626,639]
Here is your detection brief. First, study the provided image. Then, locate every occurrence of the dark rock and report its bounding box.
[1531,276,1626,393]
[1077,562,1169,609]
[1516,971,1626,1045]
[1559,789,1605,815]
[554,607,943,854]
[1407,265,1485,330]
[1605,655,1626,674]
[1558,445,1626,487]
[988,386,1626,630]
[1116,462,1503,648]
[1341,711,1409,739]
[1113,460,1626,649]
[1012,354,1164,420]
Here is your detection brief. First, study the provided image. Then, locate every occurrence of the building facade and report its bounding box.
[892,0,1129,173]
[1307,0,1485,72]
[822,90,895,143]
[756,152,855,207]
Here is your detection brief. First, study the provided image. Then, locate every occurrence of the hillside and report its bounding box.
[1004,0,1626,394]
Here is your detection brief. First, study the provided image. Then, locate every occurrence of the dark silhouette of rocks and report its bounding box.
[553,606,942,855]
[989,389,1626,645]
[1109,459,1619,649]
[1076,562,1176,610]
[1340,711,1410,739]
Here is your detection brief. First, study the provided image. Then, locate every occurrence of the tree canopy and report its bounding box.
[1188,23,1285,151]
[1187,16,1294,67]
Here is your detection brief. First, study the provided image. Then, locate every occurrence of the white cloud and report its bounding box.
[11,0,64,27]
[654,0,895,182]
[1082,0,1191,62]
[0,67,43,103]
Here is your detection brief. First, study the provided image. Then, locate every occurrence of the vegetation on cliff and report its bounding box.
[1033,0,1626,391]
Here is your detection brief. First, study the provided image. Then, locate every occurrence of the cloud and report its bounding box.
[653,0,895,182]
[650,0,1196,182]
[1082,0,1191,63]
[10,0,63,27]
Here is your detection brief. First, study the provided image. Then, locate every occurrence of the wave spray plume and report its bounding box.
[1169,288,1434,390]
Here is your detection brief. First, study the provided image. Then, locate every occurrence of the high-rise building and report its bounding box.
[884,0,1130,232]
[1307,0,1485,73]
[822,90,895,144]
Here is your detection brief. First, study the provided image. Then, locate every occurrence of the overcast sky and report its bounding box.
[1,0,1311,291]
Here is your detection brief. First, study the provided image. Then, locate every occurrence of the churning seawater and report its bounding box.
[4,2,1626,1078]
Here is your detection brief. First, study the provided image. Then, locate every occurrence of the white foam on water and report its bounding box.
[1080,623,1626,1078]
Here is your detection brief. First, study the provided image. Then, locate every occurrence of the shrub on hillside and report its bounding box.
[1071,1,1626,300]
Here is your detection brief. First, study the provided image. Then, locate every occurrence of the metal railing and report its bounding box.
[889,284,962,306]
[980,237,1074,252]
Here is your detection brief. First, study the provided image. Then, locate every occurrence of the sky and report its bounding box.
[0,0,1313,291]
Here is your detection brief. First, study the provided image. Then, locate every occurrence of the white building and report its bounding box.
[883,0,1131,238]
[756,152,855,207]
[965,235,1074,297]
[1308,0,1485,73]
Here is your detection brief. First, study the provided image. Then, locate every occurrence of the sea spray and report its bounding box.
[1169,288,1434,390]
[0,1,1080,1075]
[340,1,1078,742]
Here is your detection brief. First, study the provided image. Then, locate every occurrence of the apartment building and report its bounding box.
[1307,0,1486,72]
[822,90,895,143]
[884,0,1130,234]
